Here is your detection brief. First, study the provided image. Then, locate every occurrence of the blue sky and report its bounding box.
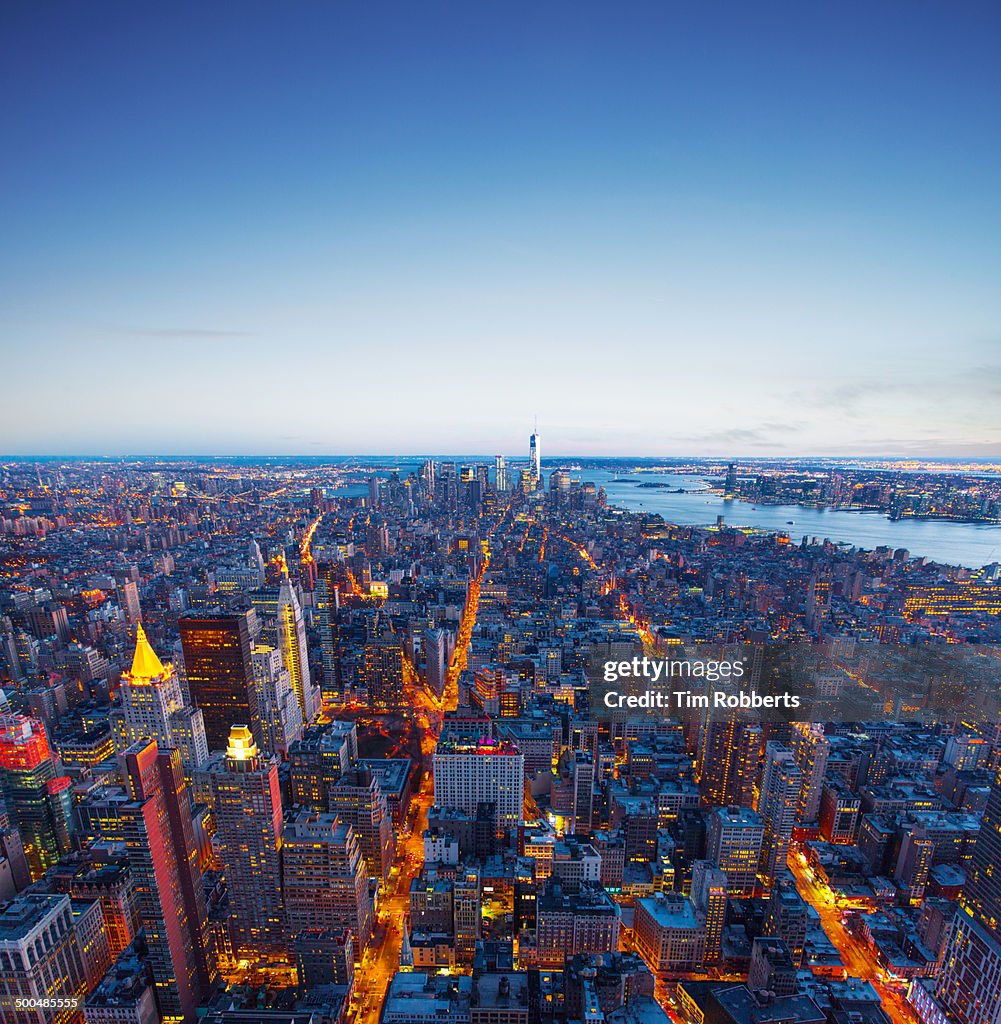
[2,1,999,456]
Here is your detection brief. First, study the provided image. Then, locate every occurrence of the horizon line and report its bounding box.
[3,453,1001,464]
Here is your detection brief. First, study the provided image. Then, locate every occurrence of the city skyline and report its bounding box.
[4,6,1001,1022]
[2,2,1000,457]
[2,454,1001,1023]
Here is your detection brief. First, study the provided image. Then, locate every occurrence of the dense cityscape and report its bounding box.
[0,439,999,1024]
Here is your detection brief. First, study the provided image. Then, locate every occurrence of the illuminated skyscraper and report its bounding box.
[0,712,71,879]
[68,860,139,960]
[281,809,374,953]
[420,459,436,495]
[757,742,802,883]
[277,575,320,725]
[691,859,728,965]
[937,763,1001,1024]
[453,866,481,963]
[529,430,541,487]
[433,735,524,835]
[329,766,394,881]
[252,643,304,758]
[724,462,738,497]
[707,807,764,897]
[120,624,209,769]
[960,761,1001,937]
[120,740,214,1023]
[0,894,88,1021]
[203,726,285,953]
[789,723,829,823]
[179,611,261,751]
[315,563,341,688]
[549,469,571,499]
[494,455,508,492]
[362,636,404,709]
[697,714,759,808]
[424,628,447,699]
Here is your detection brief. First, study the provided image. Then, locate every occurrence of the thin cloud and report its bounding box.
[121,327,257,340]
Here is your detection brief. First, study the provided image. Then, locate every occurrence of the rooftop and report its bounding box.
[0,893,68,941]
[637,893,699,930]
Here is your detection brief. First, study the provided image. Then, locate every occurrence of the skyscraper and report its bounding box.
[762,877,809,966]
[0,711,71,879]
[789,723,829,823]
[362,636,404,709]
[706,807,765,897]
[120,624,209,769]
[277,574,321,725]
[959,761,1001,937]
[329,765,394,881]
[0,893,89,1021]
[315,565,340,675]
[248,538,267,587]
[281,809,374,953]
[119,580,142,625]
[937,762,1001,1024]
[691,859,728,965]
[757,742,802,883]
[724,462,738,497]
[453,866,482,963]
[202,725,285,953]
[252,642,304,758]
[179,611,261,751]
[494,455,508,492]
[529,430,541,487]
[119,740,214,1023]
[433,734,524,835]
[697,714,759,808]
[424,628,447,699]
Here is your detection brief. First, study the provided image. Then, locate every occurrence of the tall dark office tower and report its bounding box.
[362,636,404,709]
[179,610,260,751]
[120,740,214,1024]
[724,462,738,497]
[424,628,447,699]
[315,563,341,688]
[691,860,728,965]
[0,712,71,879]
[697,714,760,807]
[937,763,1001,1024]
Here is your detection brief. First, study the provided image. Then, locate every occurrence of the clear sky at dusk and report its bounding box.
[1,1,999,457]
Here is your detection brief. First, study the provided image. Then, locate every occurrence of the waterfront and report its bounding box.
[589,471,1001,569]
[334,462,1001,569]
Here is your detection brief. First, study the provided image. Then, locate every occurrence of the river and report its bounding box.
[589,471,1001,569]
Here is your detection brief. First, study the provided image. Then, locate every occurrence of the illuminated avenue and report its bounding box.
[0,447,1000,1024]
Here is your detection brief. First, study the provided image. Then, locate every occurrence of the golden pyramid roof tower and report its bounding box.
[129,622,166,681]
